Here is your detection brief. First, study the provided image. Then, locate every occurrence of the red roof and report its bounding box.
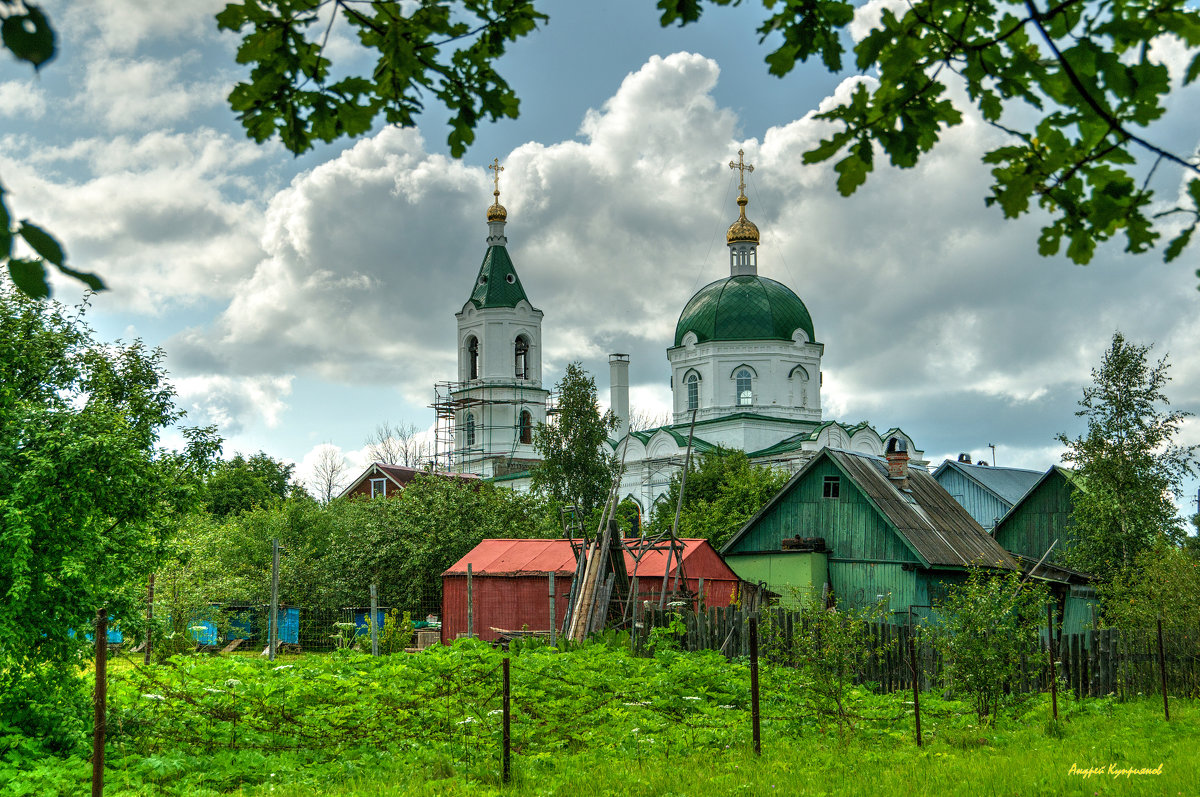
[442,538,740,581]
[337,462,479,499]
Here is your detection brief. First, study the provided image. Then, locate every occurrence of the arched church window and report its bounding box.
[518,410,532,444]
[466,413,476,446]
[467,337,479,380]
[685,372,700,411]
[514,336,529,379]
[736,369,753,406]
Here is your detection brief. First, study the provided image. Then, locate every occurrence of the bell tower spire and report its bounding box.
[726,149,760,276]
[486,157,508,247]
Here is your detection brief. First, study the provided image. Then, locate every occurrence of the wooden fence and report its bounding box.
[636,605,1200,699]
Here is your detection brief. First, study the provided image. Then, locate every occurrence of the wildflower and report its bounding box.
[682,696,700,701]
[225,679,242,688]
[719,705,734,709]
[142,694,165,701]
[631,728,640,734]
[457,717,476,725]
[272,664,293,671]
[488,709,503,716]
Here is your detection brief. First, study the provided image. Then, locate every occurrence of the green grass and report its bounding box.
[4,643,1196,796]
[254,698,1197,797]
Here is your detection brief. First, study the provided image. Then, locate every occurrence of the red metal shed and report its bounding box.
[440,538,743,642]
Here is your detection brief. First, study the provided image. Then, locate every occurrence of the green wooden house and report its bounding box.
[992,466,1097,635]
[721,445,1018,619]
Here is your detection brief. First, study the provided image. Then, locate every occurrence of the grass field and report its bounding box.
[4,642,1195,796]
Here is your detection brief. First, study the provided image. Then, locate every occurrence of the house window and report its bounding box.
[370,478,386,498]
[736,369,753,406]
[514,336,529,379]
[466,413,476,446]
[466,336,479,380]
[823,475,840,499]
[518,410,532,444]
[685,372,700,411]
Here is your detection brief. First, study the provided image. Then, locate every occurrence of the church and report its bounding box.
[433,154,925,519]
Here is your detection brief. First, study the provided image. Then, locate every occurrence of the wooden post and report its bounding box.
[466,563,474,639]
[144,573,154,666]
[1047,603,1058,721]
[92,609,107,797]
[909,633,922,747]
[269,538,280,661]
[369,584,379,656]
[698,577,705,612]
[749,617,760,756]
[549,572,556,647]
[502,656,511,783]
[1157,616,1170,721]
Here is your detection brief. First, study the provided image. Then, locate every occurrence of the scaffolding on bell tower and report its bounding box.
[431,381,556,477]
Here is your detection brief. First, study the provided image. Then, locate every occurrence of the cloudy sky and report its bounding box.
[3,0,1199,511]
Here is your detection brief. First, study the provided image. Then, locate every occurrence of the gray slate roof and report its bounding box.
[829,450,1017,570]
[933,460,1043,506]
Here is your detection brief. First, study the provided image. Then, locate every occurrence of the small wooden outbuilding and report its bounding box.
[440,538,743,643]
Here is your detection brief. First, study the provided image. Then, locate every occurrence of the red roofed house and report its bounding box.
[338,462,480,500]
[440,538,744,643]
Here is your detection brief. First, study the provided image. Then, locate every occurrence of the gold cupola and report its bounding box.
[726,149,759,244]
[726,193,760,244]
[486,157,507,222]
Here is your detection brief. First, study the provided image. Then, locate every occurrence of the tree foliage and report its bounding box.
[1100,540,1200,636]
[215,0,547,157]
[531,362,618,519]
[1057,332,1196,581]
[203,451,303,518]
[0,283,219,672]
[927,566,1049,723]
[660,0,1200,270]
[162,474,559,612]
[645,447,788,549]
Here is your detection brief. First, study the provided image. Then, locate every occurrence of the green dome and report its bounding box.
[674,275,815,347]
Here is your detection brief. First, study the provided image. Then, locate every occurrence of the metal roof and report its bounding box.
[469,244,531,309]
[933,460,1043,506]
[335,462,479,500]
[674,275,816,346]
[829,450,1017,569]
[442,538,741,580]
[723,448,1018,570]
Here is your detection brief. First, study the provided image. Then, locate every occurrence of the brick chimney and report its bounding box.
[886,437,910,490]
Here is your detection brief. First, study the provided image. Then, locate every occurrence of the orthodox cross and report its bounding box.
[488,158,504,199]
[729,149,754,198]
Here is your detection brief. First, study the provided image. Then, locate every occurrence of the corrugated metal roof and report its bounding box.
[442,538,741,580]
[933,460,1043,506]
[829,450,1018,570]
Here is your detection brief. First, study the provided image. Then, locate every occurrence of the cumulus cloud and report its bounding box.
[159,49,1198,471]
[174,374,294,434]
[0,128,270,311]
[0,80,47,119]
[81,56,227,131]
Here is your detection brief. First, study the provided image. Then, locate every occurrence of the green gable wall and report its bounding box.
[725,457,930,615]
[725,459,922,564]
[724,552,827,607]
[994,469,1075,565]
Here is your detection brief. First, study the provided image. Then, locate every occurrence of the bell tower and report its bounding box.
[441,160,550,477]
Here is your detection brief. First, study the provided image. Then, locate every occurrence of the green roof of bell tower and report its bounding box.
[674,275,816,347]
[468,244,531,309]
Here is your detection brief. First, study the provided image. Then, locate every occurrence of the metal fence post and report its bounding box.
[144,573,154,666]
[370,583,379,656]
[749,616,760,756]
[466,562,473,639]
[1158,616,1170,721]
[548,571,556,647]
[92,608,107,797]
[1047,602,1058,721]
[909,632,922,747]
[502,656,511,783]
[269,538,280,661]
